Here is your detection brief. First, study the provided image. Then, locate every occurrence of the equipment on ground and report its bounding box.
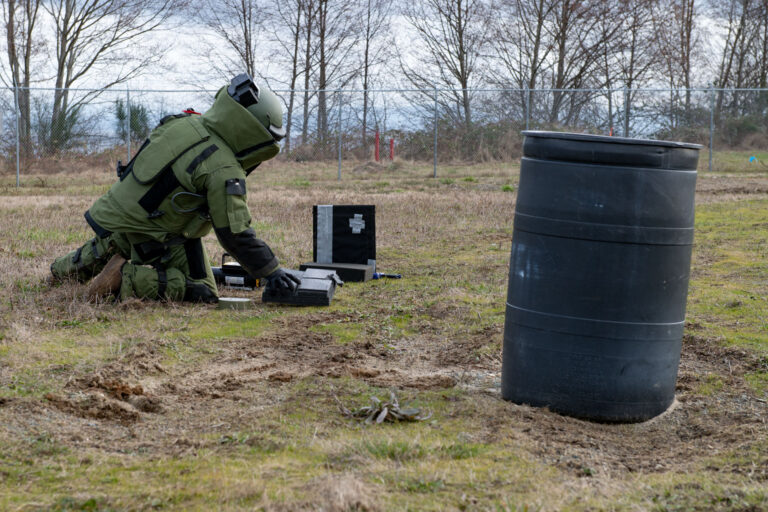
[217,297,251,310]
[262,269,343,306]
[372,272,401,279]
[211,253,261,289]
[299,262,374,282]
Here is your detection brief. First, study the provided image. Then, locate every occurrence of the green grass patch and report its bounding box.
[745,370,768,396]
[184,310,275,341]
[696,373,726,396]
[310,321,364,344]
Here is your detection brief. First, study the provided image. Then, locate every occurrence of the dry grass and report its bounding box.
[0,161,767,510]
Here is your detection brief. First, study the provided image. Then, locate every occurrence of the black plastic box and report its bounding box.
[299,262,373,282]
[262,269,343,306]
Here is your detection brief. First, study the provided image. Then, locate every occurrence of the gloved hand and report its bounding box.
[266,268,301,296]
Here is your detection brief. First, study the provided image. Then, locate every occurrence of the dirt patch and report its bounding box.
[45,391,141,423]
[5,308,765,482]
[370,371,457,390]
[426,302,471,320]
[476,332,768,478]
[436,325,502,367]
[696,176,768,203]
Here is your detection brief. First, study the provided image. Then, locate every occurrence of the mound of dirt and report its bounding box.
[45,392,141,423]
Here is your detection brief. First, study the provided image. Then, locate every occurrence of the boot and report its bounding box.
[86,254,126,300]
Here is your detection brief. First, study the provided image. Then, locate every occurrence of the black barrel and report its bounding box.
[501,131,701,422]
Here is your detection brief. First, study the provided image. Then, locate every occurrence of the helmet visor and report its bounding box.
[269,123,286,142]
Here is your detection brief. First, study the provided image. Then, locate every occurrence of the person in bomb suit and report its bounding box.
[50,74,300,302]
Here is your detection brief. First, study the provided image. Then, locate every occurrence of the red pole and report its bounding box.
[389,138,394,160]
[374,130,380,162]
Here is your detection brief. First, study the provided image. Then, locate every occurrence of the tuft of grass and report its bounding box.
[398,477,445,494]
[697,373,726,396]
[361,440,427,462]
[502,184,515,192]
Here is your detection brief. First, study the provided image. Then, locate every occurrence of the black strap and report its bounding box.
[234,139,275,158]
[185,145,218,174]
[137,139,216,216]
[157,268,168,299]
[90,238,100,259]
[184,238,207,280]
[84,211,112,238]
[133,138,209,186]
[134,240,165,262]
[138,167,182,216]
[72,246,83,265]
[118,138,150,181]
[158,113,190,126]
[133,236,186,263]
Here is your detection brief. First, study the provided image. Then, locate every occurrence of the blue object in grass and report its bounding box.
[372,272,402,279]
[750,156,757,163]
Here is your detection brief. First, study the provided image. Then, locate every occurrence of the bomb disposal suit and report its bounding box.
[51,74,300,301]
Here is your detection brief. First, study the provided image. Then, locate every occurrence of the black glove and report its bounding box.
[266,268,301,296]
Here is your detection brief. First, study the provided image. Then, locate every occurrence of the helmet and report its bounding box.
[227,73,285,141]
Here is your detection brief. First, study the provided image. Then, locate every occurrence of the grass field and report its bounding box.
[0,157,766,511]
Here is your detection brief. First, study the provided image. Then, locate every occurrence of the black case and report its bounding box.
[262,269,343,306]
[313,205,376,268]
[299,262,373,282]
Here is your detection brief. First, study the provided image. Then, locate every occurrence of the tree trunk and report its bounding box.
[285,1,303,153]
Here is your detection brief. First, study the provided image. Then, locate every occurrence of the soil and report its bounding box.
[696,174,768,203]
[2,308,766,480]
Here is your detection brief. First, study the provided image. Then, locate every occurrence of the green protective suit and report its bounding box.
[51,87,282,301]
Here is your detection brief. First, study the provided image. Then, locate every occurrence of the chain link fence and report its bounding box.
[2,86,768,185]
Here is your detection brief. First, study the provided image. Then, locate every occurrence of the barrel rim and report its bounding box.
[522,130,704,150]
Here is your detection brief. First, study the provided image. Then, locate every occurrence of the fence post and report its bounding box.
[623,87,630,138]
[433,86,438,178]
[337,90,342,181]
[525,87,530,131]
[126,88,131,160]
[709,85,714,172]
[13,83,21,187]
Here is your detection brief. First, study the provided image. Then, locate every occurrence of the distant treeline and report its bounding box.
[2,0,768,163]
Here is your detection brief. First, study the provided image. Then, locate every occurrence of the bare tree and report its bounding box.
[313,0,359,148]
[200,0,267,79]
[1,0,42,157]
[487,0,557,124]
[546,0,616,125]
[711,0,768,118]
[593,0,659,135]
[652,0,701,126]
[43,0,183,153]
[275,0,305,152]
[358,0,392,150]
[401,0,489,129]
[616,0,660,135]
[300,0,317,145]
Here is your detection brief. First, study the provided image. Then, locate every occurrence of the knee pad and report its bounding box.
[120,264,186,301]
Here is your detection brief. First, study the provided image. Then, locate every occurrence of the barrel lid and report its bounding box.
[522,131,703,150]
